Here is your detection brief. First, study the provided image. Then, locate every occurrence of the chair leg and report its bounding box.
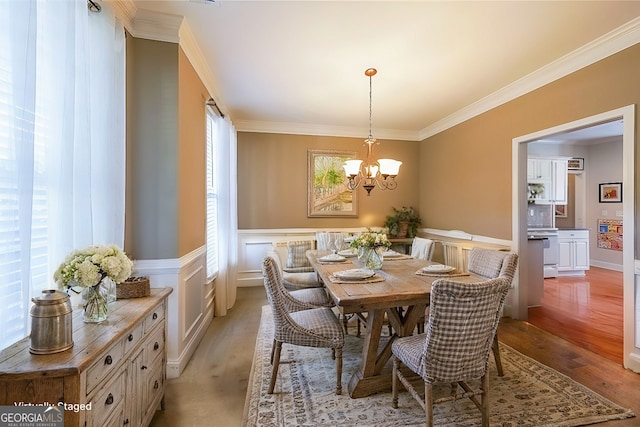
[425,382,434,427]
[481,373,489,427]
[268,341,282,394]
[335,347,343,395]
[492,334,504,376]
[270,339,276,364]
[392,357,399,409]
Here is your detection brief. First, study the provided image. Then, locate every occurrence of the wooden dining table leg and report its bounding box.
[347,303,427,398]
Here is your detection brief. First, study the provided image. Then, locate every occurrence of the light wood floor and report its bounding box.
[151,280,640,427]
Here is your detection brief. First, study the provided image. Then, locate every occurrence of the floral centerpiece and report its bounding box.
[54,244,133,323]
[349,230,391,270]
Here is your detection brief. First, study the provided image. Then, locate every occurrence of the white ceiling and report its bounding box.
[129,1,640,140]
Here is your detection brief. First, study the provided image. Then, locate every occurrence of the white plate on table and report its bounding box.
[382,250,403,258]
[422,264,456,273]
[338,248,357,257]
[319,253,347,262]
[333,268,375,280]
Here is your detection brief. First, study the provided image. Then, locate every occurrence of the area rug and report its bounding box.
[242,305,635,427]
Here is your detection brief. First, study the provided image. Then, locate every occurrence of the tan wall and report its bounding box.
[237,133,420,229]
[420,43,640,241]
[177,49,208,256]
[125,37,209,259]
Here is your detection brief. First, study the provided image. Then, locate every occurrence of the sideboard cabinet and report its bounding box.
[0,287,172,427]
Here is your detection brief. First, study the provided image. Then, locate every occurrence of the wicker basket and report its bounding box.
[116,276,150,299]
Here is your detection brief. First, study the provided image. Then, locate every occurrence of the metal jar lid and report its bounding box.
[30,289,72,317]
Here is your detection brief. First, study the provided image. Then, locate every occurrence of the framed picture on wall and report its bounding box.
[307,149,358,217]
[567,157,584,170]
[599,182,622,203]
[555,205,567,217]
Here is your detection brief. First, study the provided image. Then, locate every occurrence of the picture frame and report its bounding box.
[555,204,567,218]
[599,182,622,203]
[567,158,584,171]
[307,149,358,217]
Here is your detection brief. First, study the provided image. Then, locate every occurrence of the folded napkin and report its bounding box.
[328,274,385,284]
[415,270,470,278]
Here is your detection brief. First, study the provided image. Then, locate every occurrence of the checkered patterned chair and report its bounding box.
[262,256,345,395]
[391,277,511,427]
[266,248,322,291]
[468,248,519,376]
[266,254,334,312]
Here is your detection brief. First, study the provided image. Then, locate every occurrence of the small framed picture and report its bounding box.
[599,182,622,203]
[567,158,584,170]
[555,205,567,218]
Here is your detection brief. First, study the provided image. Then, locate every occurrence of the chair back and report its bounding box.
[468,247,512,279]
[422,277,511,384]
[411,237,435,260]
[262,256,300,342]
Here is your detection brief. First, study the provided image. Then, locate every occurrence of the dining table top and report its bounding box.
[307,250,480,314]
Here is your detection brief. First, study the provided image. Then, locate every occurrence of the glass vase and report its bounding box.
[358,246,385,270]
[81,281,109,323]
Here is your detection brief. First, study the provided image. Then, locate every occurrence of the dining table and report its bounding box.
[307,249,483,398]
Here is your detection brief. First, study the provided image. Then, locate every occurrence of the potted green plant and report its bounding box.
[383,206,422,238]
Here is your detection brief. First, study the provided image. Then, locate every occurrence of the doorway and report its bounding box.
[511,105,638,372]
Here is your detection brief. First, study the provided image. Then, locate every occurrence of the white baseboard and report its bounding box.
[166,307,213,379]
[590,260,623,271]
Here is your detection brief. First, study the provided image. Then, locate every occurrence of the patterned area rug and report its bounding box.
[242,305,635,427]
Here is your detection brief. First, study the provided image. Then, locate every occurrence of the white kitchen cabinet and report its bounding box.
[527,158,568,204]
[558,229,589,275]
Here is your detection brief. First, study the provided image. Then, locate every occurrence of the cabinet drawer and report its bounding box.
[124,322,144,356]
[146,326,165,366]
[143,302,165,334]
[86,341,124,395]
[91,369,126,426]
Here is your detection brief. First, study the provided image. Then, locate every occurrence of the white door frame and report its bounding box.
[512,105,638,371]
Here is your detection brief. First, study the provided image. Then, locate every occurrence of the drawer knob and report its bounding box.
[153,380,159,390]
[124,419,129,425]
[152,313,158,320]
[105,393,114,405]
[154,342,159,351]
[128,334,134,342]
[104,355,112,365]
[141,365,148,370]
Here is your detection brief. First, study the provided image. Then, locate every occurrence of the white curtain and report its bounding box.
[214,115,238,315]
[0,0,125,349]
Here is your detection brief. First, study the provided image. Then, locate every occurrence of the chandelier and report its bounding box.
[343,68,402,196]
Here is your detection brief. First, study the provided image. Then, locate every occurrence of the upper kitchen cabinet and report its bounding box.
[527,158,568,204]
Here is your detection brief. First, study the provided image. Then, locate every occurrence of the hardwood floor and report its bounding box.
[527,266,623,364]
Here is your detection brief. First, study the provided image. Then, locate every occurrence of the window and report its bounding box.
[0,2,125,350]
[206,111,219,279]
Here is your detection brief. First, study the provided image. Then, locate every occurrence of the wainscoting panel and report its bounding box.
[133,245,212,379]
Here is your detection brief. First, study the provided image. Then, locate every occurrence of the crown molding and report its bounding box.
[417,16,640,141]
[108,0,227,117]
[234,120,420,141]
[104,2,640,141]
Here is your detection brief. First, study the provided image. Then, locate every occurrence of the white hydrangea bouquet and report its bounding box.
[54,244,133,289]
[349,230,391,270]
[54,244,133,322]
[349,229,392,250]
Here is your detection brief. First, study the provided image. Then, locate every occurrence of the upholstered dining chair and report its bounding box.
[262,256,345,395]
[467,247,519,376]
[411,236,435,260]
[265,253,334,311]
[266,247,322,291]
[391,276,511,427]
